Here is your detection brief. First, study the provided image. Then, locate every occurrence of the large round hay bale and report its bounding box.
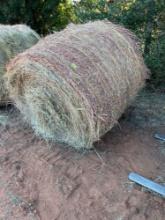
[0,24,40,104]
[6,21,148,149]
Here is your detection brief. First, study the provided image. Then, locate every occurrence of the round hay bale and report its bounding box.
[6,21,149,149]
[0,24,40,104]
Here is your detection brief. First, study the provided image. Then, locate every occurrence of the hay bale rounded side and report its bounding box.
[0,24,40,104]
[6,21,149,149]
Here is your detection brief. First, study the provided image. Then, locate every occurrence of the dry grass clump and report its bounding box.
[6,21,149,149]
[0,24,40,104]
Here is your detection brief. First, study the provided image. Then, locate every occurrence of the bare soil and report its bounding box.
[0,91,164,220]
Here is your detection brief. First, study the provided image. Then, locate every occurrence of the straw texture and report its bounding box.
[6,21,149,149]
[0,24,40,104]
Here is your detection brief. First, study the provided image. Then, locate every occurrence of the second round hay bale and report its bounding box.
[6,21,149,149]
[0,24,40,104]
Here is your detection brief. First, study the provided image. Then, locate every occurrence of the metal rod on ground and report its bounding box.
[154,133,165,141]
[128,172,165,198]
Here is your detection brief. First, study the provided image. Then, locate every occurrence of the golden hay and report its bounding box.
[0,24,40,104]
[6,21,149,149]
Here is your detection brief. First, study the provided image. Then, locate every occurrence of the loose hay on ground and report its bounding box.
[0,24,40,104]
[6,21,149,149]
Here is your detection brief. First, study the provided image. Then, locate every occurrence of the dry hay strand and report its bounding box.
[6,21,149,149]
[0,24,40,104]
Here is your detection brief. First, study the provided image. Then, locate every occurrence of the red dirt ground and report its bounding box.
[0,91,165,220]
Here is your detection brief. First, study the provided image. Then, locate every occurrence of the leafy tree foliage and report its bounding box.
[0,0,76,34]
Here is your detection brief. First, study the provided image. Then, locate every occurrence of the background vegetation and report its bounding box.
[0,0,164,88]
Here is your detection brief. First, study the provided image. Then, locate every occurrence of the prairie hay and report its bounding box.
[6,21,149,149]
[0,24,40,104]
